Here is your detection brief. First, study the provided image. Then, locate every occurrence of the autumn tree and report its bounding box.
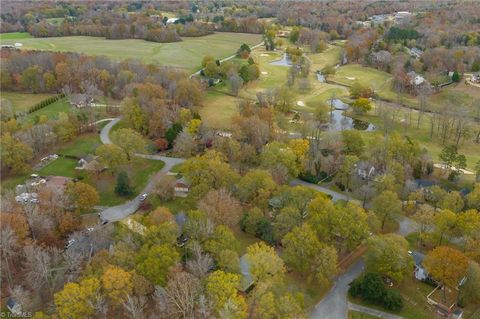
[424,246,469,302]
[459,262,480,306]
[111,128,147,161]
[95,144,127,173]
[282,224,337,285]
[136,244,179,286]
[236,169,277,208]
[54,277,103,319]
[1,133,33,174]
[101,265,133,305]
[365,234,413,283]
[245,242,285,284]
[372,190,402,230]
[205,270,247,318]
[198,188,242,227]
[66,181,99,214]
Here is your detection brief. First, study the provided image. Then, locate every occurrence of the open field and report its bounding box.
[0,32,263,71]
[199,91,240,129]
[58,133,102,158]
[1,91,55,112]
[26,97,70,120]
[0,32,32,39]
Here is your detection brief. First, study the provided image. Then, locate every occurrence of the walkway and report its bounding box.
[348,302,404,319]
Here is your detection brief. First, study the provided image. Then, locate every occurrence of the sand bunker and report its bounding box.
[296,101,305,107]
[346,76,356,80]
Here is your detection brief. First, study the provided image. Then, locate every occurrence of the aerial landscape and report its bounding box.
[1,1,480,318]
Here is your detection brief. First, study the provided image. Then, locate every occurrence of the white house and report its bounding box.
[166,18,179,24]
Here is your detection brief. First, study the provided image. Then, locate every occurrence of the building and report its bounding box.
[76,155,103,172]
[410,250,428,281]
[356,161,376,180]
[276,30,290,38]
[166,18,179,24]
[407,71,426,86]
[174,177,191,195]
[6,298,22,315]
[408,47,423,59]
[471,73,480,84]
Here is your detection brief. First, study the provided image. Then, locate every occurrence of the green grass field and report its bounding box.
[1,91,55,112]
[348,311,380,319]
[26,97,70,121]
[0,32,32,39]
[37,157,79,178]
[200,91,240,129]
[0,33,262,71]
[58,133,102,158]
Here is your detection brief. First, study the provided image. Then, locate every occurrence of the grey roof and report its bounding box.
[175,212,187,232]
[239,254,254,291]
[411,251,425,266]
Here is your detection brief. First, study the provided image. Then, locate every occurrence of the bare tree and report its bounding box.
[164,271,202,319]
[123,294,147,319]
[154,173,177,201]
[186,243,213,279]
[197,188,242,227]
[0,226,19,287]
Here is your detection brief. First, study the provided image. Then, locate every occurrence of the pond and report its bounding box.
[326,110,375,131]
[327,99,349,110]
[270,53,292,66]
[316,71,325,82]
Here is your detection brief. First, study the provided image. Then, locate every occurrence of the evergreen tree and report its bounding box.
[115,171,133,196]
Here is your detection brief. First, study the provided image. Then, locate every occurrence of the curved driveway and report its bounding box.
[99,118,185,222]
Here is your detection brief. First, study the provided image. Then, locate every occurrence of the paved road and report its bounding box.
[310,260,365,319]
[99,118,185,222]
[348,303,404,319]
[291,179,361,204]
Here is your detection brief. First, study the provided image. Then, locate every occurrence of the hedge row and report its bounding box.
[27,93,66,114]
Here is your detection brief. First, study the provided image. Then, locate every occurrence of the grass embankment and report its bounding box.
[0,32,263,71]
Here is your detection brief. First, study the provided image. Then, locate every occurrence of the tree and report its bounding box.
[365,234,413,283]
[1,133,33,174]
[351,98,372,115]
[153,173,176,201]
[164,271,202,319]
[424,246,469,302]
[111,128,147,161]
[236,169,277,208]
[101,265,133,305]
[372,190,402,230]
[205,271,247,318]
[204,61,219,78]
[336,155,358,191]
[342,130,365,156]
[439,191,464,212]
[202,55,215,68]
[115,171,134,197]
[21,65,42,92]
[54,277,102,319]
[136,244,179,286]
[433,210,459,246]
[66,181,99,214]
[245,242,285,284]
[260,142,299,182]
[459,262,480,305]
[282,224,337,285]
[198,188,242,227]
[466,183,480,210]
[452,71,460,82]
[205,225,240,258]
[95,144,128,173]
[173,131,196,157]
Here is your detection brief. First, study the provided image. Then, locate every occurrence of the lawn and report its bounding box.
[0,32,32,39]
[37,157,79,178]
[58,133,102,158]
[200,91,240,129]
[26,97,70,121]
[307,44,342,70]
[348,311,380,319]
[1,91,55,112]
[0,33,263,71]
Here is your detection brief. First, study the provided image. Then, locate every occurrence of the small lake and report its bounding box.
[327,110,375,131]
[316,71,325,82]
[327,99,349,110]
[270,53,292,66]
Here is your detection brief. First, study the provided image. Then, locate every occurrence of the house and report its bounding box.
[7,298,22,315]
[276,30,290,38]
[471,73,480,84]
[76,155,103,172]
[408,71,426,86]
[69,94,94,108]
[45,175,71,191]
[356,161,376,180]
[410,250,428,281]
[174,177,191,196]
[408,47,423,59]
[395,11,412,21]
[216,131,233,138]
[15,192,39,204]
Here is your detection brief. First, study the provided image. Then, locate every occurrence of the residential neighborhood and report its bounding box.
[1,1,479,319]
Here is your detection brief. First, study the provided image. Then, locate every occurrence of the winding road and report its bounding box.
[99,118,184,222]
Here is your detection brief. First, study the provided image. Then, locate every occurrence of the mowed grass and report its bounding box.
[26,97,70,121]
[58,133,102,158]
[37,157,78,178]
[200,91,240,129]
[0,33,263,71]
[1,91,55,112]
[0,32,32,39]
[348,311,380,319]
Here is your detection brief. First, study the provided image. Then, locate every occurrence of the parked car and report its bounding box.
[139,193,148,201]
[65,239,76,249]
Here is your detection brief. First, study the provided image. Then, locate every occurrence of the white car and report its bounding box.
[86,227,94,233]
[139,193,148,201]
[65,239,76,249]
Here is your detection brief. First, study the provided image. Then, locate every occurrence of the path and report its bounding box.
[310,260,365,319]
[99,118,185,222]
[348,303,404,319]
[291,179,361,204]
[189,41,264,78]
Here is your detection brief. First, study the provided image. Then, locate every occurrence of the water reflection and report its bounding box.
[270,53,292,66]
[327,110,375,131]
